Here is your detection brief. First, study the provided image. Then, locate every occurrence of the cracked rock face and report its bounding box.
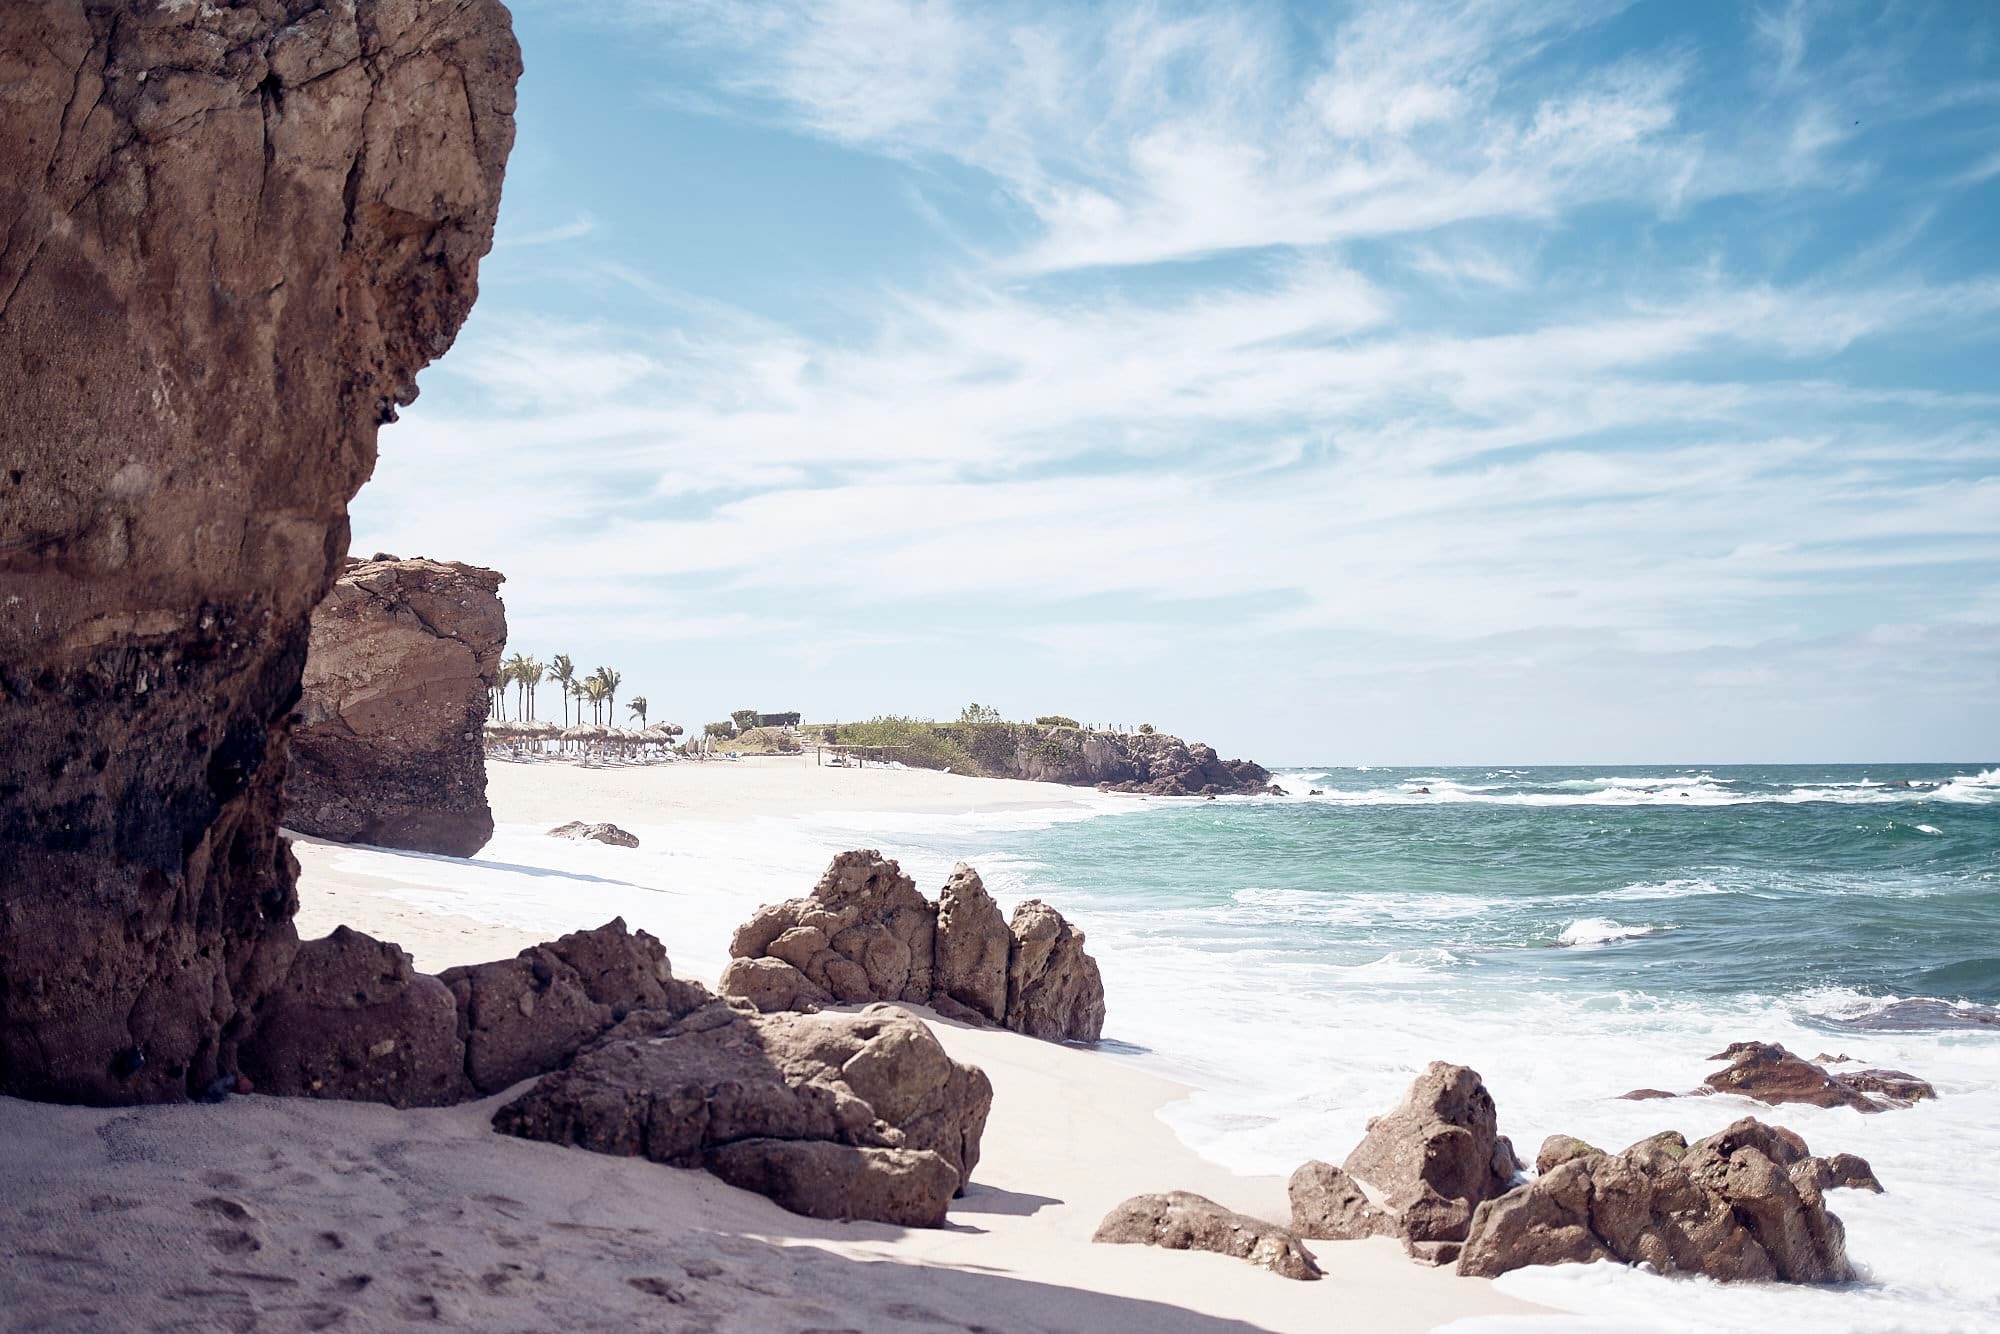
[0,0,519,1103]
[287,556,506,858]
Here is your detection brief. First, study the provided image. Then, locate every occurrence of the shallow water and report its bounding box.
[849,763,2000,1333]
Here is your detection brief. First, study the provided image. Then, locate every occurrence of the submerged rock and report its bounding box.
[1094,1192,1323,1280]
[493,1003,992,1227]
[288,557,506,858]
[1459,1117,1858,1284]
[548,821,641,848]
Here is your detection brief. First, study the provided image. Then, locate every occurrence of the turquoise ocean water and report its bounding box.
[871,763,2000,1331]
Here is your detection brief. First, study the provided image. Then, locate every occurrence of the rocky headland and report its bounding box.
[0,0,520,1104]
[287,556,507,858]
[827,722,1276,796]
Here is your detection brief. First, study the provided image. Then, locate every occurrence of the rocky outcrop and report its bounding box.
[721,854,1106,1042]
[239,918,700,1106]
[0,0,520,1103]
[287,557,506,857]
[1621,1042,1940,1112]
[494,1002,993,1228]
[1288,1160,1393,1240]
[548,821,640,848]
[1340,1062,1521,1263]
[1459,1118,1859,1284]
[935,724,1273,796]
[1093,1192,1323,1280]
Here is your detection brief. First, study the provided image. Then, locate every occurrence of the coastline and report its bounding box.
[265,754,1548,1330]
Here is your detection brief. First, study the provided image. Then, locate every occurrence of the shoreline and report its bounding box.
[273,754,1548,1329]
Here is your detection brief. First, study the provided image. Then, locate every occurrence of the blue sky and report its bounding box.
[355,0,2000,764]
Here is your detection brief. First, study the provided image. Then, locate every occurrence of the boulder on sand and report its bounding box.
[1093,1191,1323,1280]
[1005,899,1107,1043]
[1287,1160,1393,1240]
[493,1002,992,1228]
[1340,1062,1521,1262]
[1458,1117,1859,1284]
[721,853,1108,1043]
[549,821,640,848]
[238,927,470,1108]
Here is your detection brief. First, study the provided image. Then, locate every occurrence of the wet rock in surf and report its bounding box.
[1703,1042,1933,1111]
[1340,1062,1521,1262]
[1093,1191,1323,1280]
[1459,1117,1858,1284]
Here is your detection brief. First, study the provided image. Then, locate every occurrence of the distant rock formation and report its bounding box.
[1459,1118,1861,1284]
[1093,1192,1323,1280]
[287,557,506,858]
[0,0,520,1103]
[495,1003,993,1228]
[721,853,1106,1043]
[858,723,1274,796]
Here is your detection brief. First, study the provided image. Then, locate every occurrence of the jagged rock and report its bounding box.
[717,956,830,1014]
[1287,1160,1393,1239]
[723,853,1107,1043]
[287,558,506,857]
[1703,1042,1932,1111]
[1004,899,1107,1043]
[1458,1118,1857,1284]
[1093,1192,1322,1280]
[725,851,935,1005]
[0,0,519,1103]
[1535,1135,1605,1175]
[933,864,1011,1023]
[1342,1063,1520,1256]
[238,927,470,1108]
[548,821,640,848]
[493,1003,992,1227]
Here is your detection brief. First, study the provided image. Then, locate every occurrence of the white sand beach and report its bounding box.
[0,756,1552,1332]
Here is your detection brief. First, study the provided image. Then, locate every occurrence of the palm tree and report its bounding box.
[627,695,648,727]
[491,659,513,720]
[583,676,610,724]
[521,657,545,720]
[549,654,575,728]
[570,680,590,733]
[502,653,534,720]
[594,666,621,725]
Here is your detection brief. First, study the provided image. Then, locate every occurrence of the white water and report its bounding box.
[310,770,2000,1334]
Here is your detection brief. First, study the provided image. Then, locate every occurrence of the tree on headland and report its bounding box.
[958,703,1004,724]
[628,696,648,727]
[549,654,575,727]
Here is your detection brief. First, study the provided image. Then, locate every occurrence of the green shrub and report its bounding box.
[833,716,981,773]
[705,720,737,739]
[1035,715,1080,728]
[1138,722,1155,734]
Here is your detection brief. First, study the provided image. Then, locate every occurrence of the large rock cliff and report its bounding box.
[287,556,506,858]
[0,0,519,1104]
